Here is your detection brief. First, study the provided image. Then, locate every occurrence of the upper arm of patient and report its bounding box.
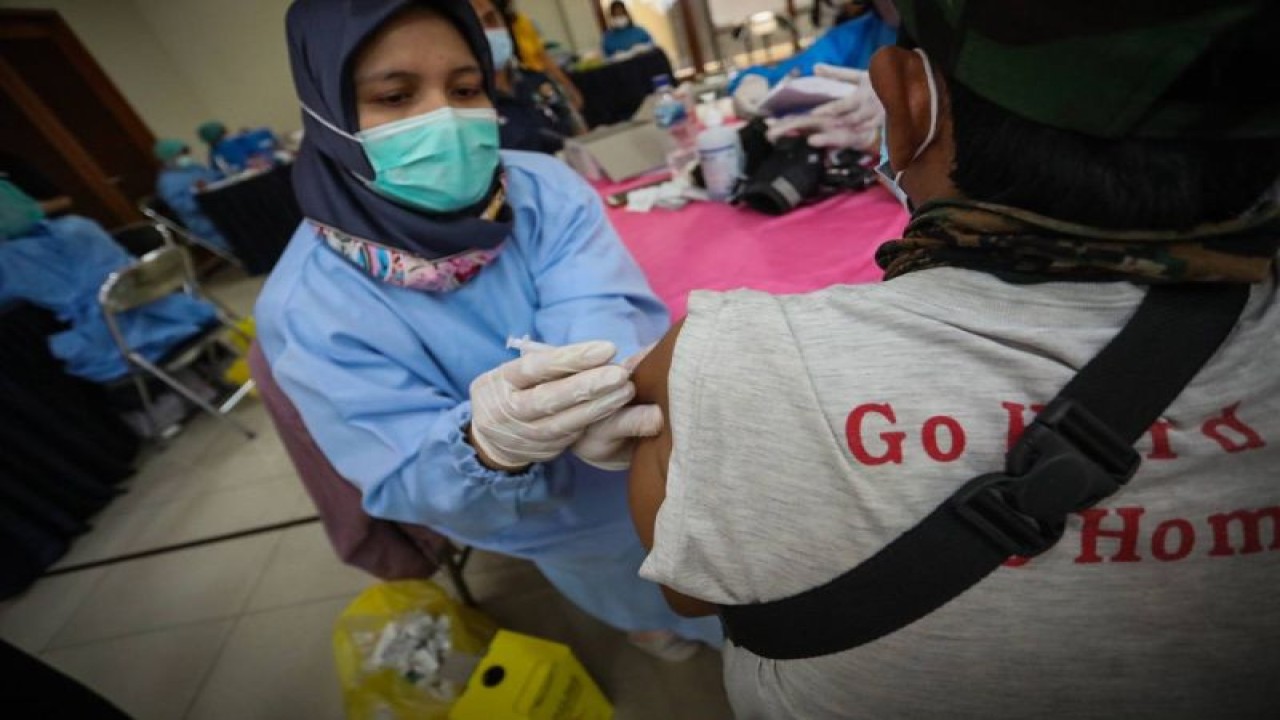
[628,320,717,617]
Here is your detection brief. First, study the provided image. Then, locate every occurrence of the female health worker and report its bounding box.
[602,1,654,58]
[257,0,719,657]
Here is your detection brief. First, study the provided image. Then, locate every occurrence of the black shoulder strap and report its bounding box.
[719,283,1251,660]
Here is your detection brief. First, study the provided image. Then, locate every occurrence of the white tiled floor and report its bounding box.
[0,271,733,719]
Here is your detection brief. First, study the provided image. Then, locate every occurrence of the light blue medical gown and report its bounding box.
[156,166,232,252]
[0,216,216,382]
[728,11,898,93]
[255,151,721,643]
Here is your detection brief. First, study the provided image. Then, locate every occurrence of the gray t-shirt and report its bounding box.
[641,267,1280,719]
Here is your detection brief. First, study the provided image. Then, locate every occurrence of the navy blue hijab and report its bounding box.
[286,0,511,258]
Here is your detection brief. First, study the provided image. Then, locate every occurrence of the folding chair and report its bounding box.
[98,242,256,441]
[137,195,243,268]
[109,221,173,258]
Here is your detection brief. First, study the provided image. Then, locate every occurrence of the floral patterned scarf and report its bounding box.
[313,177,510,292]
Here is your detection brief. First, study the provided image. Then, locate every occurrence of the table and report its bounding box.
[569,49,675,128]
[0,302,138,598]
[603,180,909,318]
[196,163,303,275]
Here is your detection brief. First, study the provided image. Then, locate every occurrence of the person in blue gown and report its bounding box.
[602,1,654,57]
[729,0,899,116]
[257,0,720,657]
[0,180,216,383]
[197,121,230,172]
[153,139,233,253]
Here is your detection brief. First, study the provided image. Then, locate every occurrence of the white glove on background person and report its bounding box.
[732,74,771,119]
[572,345,663,471]
[766,64,884,152]
[469,341,635,471]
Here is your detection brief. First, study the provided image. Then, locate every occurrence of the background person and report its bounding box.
[602,1,654,57]
[470,0,577,153]
[730,0,898,119]
[197,120,229,170]
[153,139,232,252]
[500,0,585,112]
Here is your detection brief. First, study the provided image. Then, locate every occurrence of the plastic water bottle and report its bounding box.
[696,95,743,202]
[653,75,697,177]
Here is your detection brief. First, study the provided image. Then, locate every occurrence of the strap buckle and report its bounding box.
[951,399,1141,557]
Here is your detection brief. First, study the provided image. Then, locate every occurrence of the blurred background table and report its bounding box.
[570,49,674,128]
[601,179,909,317]
[195,163,302,275]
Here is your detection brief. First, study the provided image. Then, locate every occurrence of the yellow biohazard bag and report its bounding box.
[334,580,498,720]
[222,316,256,388]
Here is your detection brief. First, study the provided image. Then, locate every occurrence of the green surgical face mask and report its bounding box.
[305,105,500,213]
[0,179,45,240]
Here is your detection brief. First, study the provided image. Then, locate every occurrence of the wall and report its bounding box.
[518,0,596,55]
[2,0,792,153]
[0,0,213,149]
[0,0,299,149]
[131,0,299,143]
[557,0,602,55]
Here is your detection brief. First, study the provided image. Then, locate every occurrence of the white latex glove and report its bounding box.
[732,75,771,119]
[572,405,664,471]
[766,64,884,152]
[469,341,635,471]
[571,345,663,471]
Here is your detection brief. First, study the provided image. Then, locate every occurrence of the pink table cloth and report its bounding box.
[603,182,910,318]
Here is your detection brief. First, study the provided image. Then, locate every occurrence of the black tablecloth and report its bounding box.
[569,49,675,128]
[196,163,303,276]
[0,303,138,598]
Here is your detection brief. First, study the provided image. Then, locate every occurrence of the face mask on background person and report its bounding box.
[486,28,514,69]
[875,48,938,211]
[175,155,199,169]
[611,16,630,29]
[305,104,501,213]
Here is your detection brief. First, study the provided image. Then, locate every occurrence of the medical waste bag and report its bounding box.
[334,580,497,720]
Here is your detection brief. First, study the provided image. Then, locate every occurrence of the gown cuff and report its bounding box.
[448,403,546,489]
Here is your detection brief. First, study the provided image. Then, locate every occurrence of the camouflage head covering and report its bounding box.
[896,0,1280,139]
[878,195,1280,283]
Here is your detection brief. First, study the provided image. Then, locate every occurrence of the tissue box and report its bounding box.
[449,631,613,720]
[561,121,668,182]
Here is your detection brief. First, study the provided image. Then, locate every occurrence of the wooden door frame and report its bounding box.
[0,10,155,169]
[0,9,148,226]
[0,56,137,224]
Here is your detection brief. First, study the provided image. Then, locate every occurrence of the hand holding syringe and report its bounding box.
[506,336,662,471]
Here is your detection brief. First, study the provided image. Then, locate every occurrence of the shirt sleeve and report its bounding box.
[638,290,855,605]
[266,275,578,541]
[525,158,669,357]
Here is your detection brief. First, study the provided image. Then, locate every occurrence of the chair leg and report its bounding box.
[218,379,257,415]
[443,543,477,607]
[129,372,162,442]
[129,354,256,439]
